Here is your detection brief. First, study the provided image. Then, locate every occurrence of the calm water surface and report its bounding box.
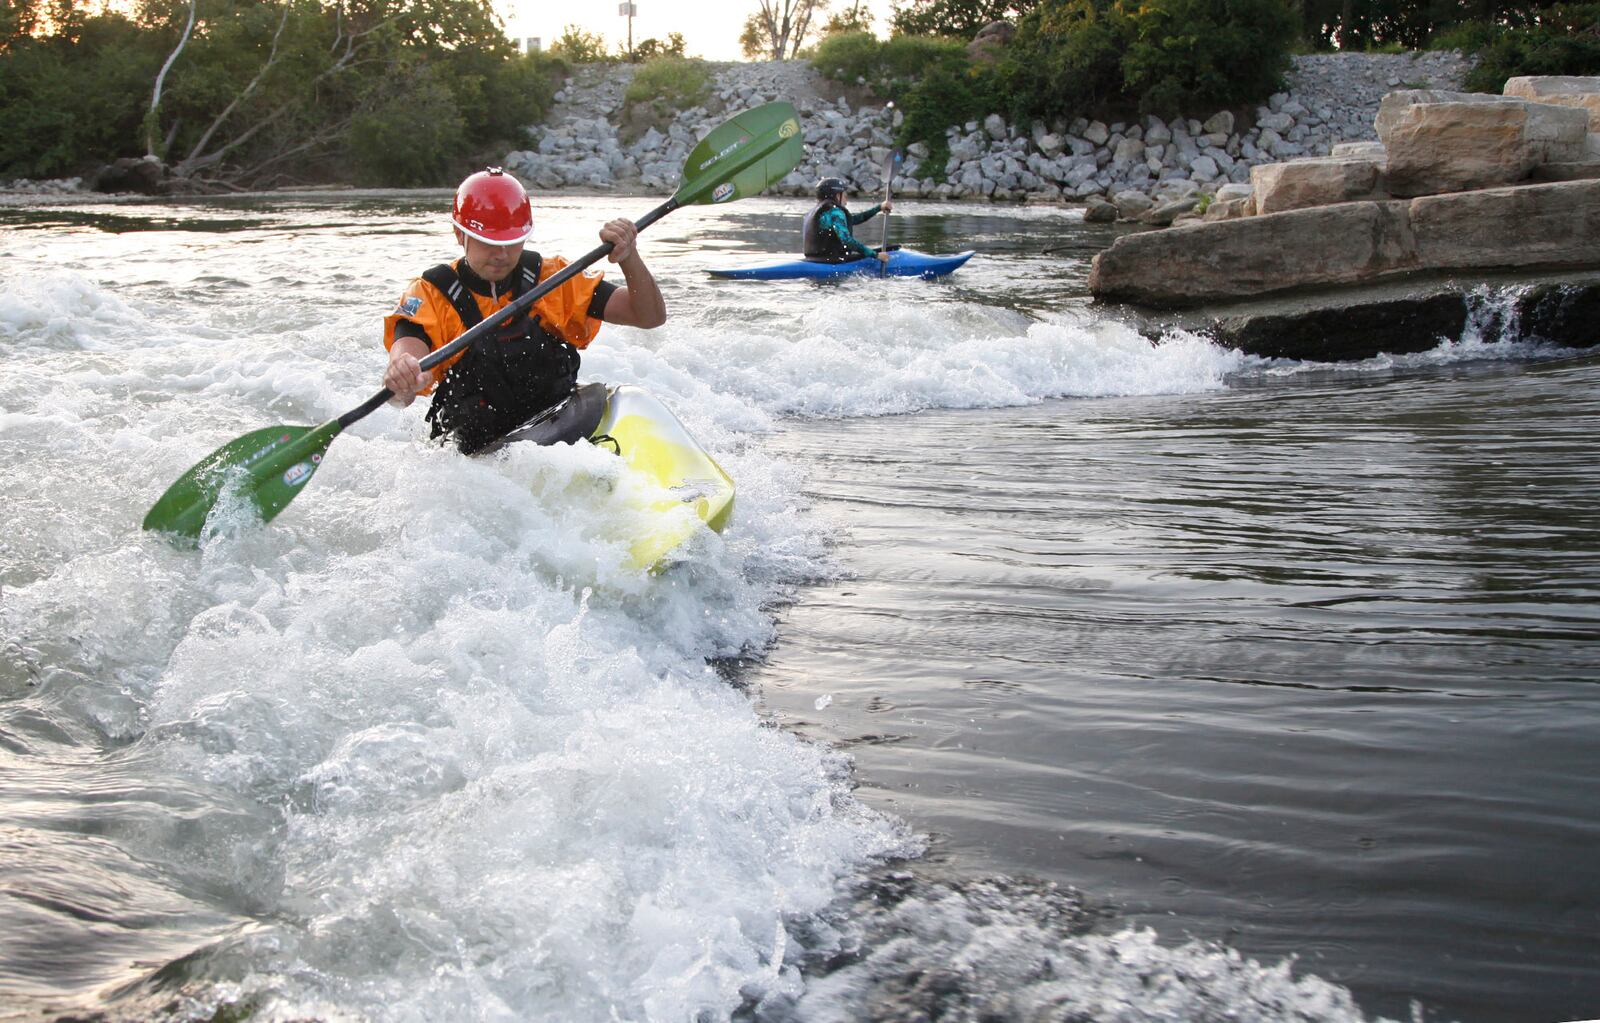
[1,192,1596,1023]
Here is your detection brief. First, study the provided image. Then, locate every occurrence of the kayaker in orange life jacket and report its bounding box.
[802,176,892,264]
[381,168,666,454]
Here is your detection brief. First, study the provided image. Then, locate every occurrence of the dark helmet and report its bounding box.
[816,176,848,200]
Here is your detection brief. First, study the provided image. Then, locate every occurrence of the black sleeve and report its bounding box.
[394,319,434,349]
[588,279,620,321]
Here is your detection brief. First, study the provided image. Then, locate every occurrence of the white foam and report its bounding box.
[618,303,1248,421]
[0,270,141,351]
[787,879,1395,1023]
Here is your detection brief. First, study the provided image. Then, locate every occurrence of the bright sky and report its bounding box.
[500,0,897,62]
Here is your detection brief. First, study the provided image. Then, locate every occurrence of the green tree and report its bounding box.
[889,0,1035,37]
[741,0,828,59]
[822,0,873,34]
[1455,1,1600,90]
[550,23,609,62]
[1118,0,1297,112]
[0,0,559,185]
[0,9,162,177]
[346,59,466,185]
[630,31,686,60]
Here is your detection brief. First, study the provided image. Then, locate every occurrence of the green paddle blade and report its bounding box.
[674,101,804,207]
[142,420,342,541]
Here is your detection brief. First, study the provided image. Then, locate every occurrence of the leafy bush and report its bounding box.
[452,49,564,148]
[1428,20,1504,54]
[811,32,984,103]
[811,30,883,82]
[0,13,160,178]
[811,0,1298,170]
[622,55,710,111]
[811,31,1002,171]
[550,24,610,63]
[347,62,466,187]
[891,0,1038,38]
[1116,0,1297,114]
[1002,0,1126,116]
[881,34,973,81]
[898,56,1006,147]
[630,33,687,61]
[1452,3,1600,92]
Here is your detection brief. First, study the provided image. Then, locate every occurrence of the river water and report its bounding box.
[1,193,1596,1023]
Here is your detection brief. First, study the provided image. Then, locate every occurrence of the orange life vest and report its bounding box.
[383,252,611,453]
[382,253,608,391]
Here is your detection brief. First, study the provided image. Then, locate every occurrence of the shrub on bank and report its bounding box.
[0,13,162,179]
[348,63,466,187]
[1433,3,1600,93]
[813,31,1001,170]
[813,31,968,88]
[810,30,883,83]
[1114,0,1297,113]
[550,25,611,64]
[622,56,712,112]
[814,0,1296,155]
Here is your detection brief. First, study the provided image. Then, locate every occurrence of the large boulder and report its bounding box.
[1089,178,1600,308]
[1111,189,1154,219]
[1250,156,1384,214]
[1503,76,1600,131]
[1202,196,1255,221]
[1331,141,1387,163]
[91,156,168,194]
[1088,201,1417,307]
[1409,179,1600,270]
[1373,89,1499,137]
[1211,293,1470,361]
[1377,92,1590,196]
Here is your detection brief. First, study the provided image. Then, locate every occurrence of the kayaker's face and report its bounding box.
[459,233,523,283]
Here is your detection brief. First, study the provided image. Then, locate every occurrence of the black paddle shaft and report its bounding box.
[336,197,681,431]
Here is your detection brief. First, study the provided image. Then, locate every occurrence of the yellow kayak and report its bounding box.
[497,383,735,572]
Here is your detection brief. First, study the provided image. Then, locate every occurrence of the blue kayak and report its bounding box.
[707,248,975,281]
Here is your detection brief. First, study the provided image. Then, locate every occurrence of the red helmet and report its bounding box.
[452,168,532,245]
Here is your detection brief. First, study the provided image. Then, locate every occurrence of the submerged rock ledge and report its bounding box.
[1140,271,1600,362]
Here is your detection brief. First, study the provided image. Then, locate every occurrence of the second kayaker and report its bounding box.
[802,177,892,264]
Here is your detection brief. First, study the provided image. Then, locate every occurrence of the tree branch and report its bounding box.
[146,0,197,156]
[178,1,292,173]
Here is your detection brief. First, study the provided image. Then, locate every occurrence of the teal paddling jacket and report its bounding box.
[804,200,883,262]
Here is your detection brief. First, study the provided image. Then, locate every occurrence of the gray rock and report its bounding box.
[1083,196,1118,221]
[1112,189,1155,218]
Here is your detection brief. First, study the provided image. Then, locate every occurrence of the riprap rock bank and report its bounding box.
[503,53,1473,206]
